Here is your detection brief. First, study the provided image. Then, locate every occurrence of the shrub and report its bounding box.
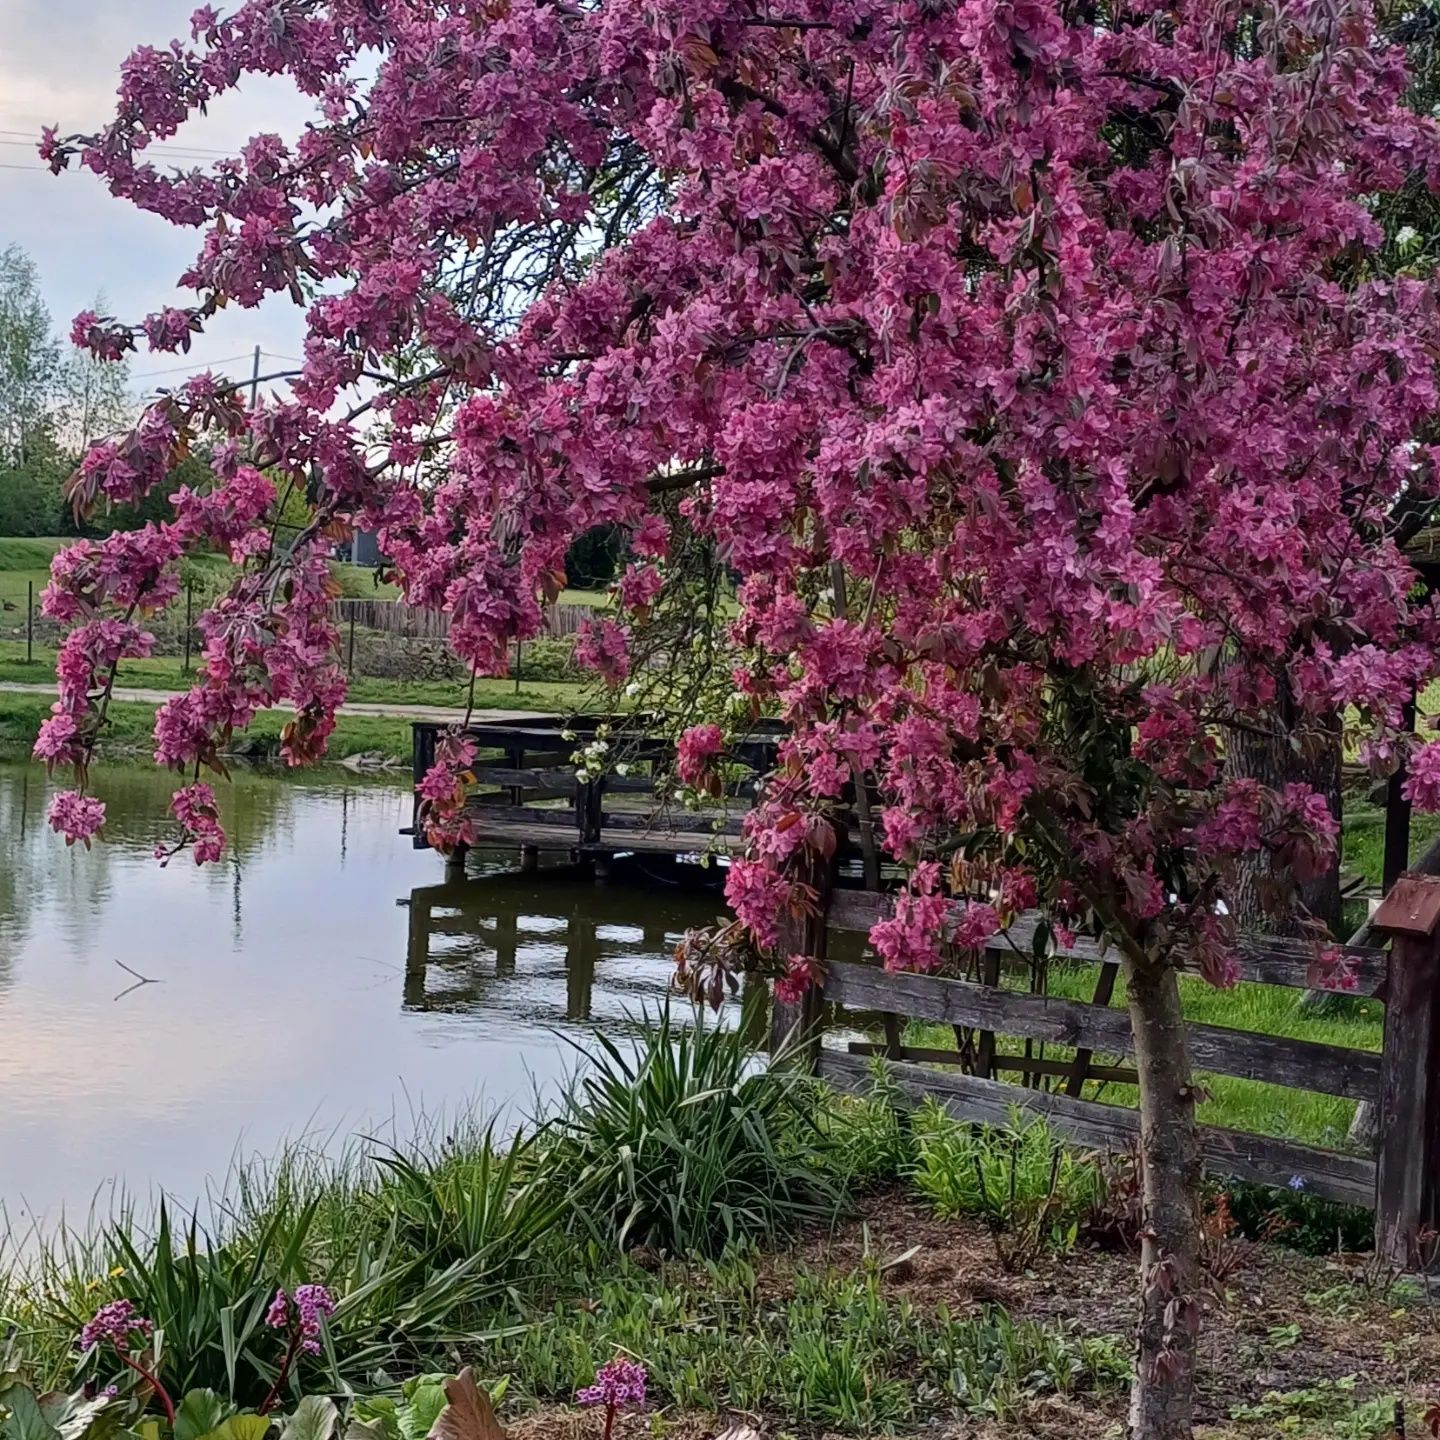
[908,1103,1103,1268]
[811,1062,914,1190]
[508,636,579,682]
[548,1004,842,1255]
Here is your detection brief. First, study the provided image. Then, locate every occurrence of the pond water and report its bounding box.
[0,759,747,1234]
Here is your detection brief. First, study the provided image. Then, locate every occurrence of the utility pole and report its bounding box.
[248,345,262,410]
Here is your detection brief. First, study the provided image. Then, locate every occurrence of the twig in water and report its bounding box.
[112,958,161,1002]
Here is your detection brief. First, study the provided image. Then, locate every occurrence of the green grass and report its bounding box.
[0,641,589,714]
[903,961,1382,1148]
[0,693,420,763]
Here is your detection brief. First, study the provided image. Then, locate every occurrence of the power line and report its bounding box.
[132,353,256,379]
[0,129,236,158]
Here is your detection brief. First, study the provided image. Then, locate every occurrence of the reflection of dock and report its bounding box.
[401,867,769,1039]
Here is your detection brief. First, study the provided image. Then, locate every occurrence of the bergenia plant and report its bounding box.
[577,1357,647,1440]
[78,1299,173,1423]
[259,1284,335,1414]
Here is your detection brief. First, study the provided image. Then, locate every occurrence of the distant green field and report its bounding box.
[0,536,610,609]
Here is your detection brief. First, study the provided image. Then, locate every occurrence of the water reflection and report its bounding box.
[403,868,768,1039]
[0,761,738,1231]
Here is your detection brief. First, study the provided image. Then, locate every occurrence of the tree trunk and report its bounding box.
[1125,957,1203,1440]
[1223,701,1343,938]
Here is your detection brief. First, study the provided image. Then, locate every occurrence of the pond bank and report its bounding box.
[4,1018,1435,1440]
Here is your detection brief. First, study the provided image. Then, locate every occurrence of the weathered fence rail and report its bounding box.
[774,874,1440,1261]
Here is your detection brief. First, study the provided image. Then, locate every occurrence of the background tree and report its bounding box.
[56,294,134,451]
[0,244,60,468]
[34,2,1440,1436]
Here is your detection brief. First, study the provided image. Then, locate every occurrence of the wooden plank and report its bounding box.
[824,892,1388,995]
[579,831,742,857]
[823,959,1379,1101]
[601,809,748,836]
[472,787,574,806]
[846,1042,1139,1085]
[465,804,578,828]
[819,1053,1377,1207]
[472,766,580,789]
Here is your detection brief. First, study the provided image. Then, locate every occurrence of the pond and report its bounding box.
[0,759,750,1234]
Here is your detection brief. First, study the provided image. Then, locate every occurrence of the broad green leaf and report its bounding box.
[348,1400,396,1440]
[342,1421,389,1440]
[174,1393,228,1440]
[1,1386,59,1440]
[397,1385,446,1440]
[279,1397,337,1440]
[200,1416,270,1440]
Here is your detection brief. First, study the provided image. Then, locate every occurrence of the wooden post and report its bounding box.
[1372,872,1440,1269]
[1383,691,1418,894]
[26,580,33,664]
[769,857,833,1072]
[347,608,357,674]
[404,894,431,1007]
[182,579,193,674]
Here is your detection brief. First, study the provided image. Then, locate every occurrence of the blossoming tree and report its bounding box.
[38,0,1440,1433]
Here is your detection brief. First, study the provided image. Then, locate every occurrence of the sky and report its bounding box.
[0,1,315,391]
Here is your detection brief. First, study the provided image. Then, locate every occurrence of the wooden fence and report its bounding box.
[330,598,594,639]
[774,875,1440,1264]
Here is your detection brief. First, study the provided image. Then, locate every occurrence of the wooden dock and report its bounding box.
[406,716,788,865]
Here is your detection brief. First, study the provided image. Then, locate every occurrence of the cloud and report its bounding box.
[0,0,315,381]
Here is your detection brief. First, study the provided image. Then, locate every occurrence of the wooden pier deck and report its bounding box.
[406,716,791,864]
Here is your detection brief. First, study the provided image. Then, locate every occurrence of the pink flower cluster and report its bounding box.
[28,0,1440,1015]
[80,1299,153,1353]
[48,791,107,848]
[265,1283,335,1356]
[577,1357,647,1411]
[676,724,724,787]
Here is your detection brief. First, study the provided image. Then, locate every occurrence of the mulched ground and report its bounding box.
[508,1188,1440,1440]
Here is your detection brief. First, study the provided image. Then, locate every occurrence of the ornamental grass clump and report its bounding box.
[549,1004,841,1256]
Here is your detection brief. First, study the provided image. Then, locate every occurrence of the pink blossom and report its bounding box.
[48,791,106,848]
[1405,742,1440,812]
[676,724,724,787]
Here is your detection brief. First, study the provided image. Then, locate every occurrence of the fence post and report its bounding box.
[182,580,193,674]
[1371,872,1440,1269]
[347,608,357,674]
[769,856,832,1072]
[26,580,34,664]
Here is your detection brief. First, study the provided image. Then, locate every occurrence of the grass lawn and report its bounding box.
[0,692,421,762]
[0,640,589,713]
[0,536,610,609]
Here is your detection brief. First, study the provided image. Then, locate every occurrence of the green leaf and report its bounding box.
[397,1385,447,1440]
[342,1422,389,1440]
[200,1417,270,1440]
[174,1393,228,1440]
[279,1397,338,1440]
[1,1386,60,1440]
